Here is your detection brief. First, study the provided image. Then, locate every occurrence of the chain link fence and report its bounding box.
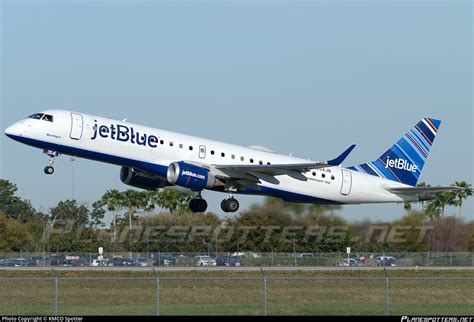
[0,274,472,315]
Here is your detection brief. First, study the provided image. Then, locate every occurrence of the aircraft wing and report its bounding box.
[214,145,356,185]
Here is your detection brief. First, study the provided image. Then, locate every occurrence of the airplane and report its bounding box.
[4,110,460,213]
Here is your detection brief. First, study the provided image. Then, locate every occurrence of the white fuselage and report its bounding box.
[4,110,415,205]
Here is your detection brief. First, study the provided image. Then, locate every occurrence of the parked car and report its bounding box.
[195,256,217,267]
[297,253,315,258]
[376,256,397,267]
[153,254,176,266]
[0,258,37,267]
[134,257,149,267]
[215,256,241,267]
[71,259,90,267]
[49,255,67,266]
[337,258,359,267]
[90,259,109,267]
[112,257,135,266]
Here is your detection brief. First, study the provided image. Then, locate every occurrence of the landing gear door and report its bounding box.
[340,169,352,196]
[199,145,206,159]
[70,113,83,140]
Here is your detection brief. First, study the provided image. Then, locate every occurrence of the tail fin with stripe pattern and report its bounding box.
[347,118,441,186]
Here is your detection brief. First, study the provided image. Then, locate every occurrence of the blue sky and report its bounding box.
[1,0,472,223]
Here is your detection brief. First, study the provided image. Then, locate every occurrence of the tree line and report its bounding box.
[0,179,472,254]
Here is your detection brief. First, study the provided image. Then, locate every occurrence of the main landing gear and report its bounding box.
[221,196,239,213]
[189,192,208,213]
[43,150,60,175]
[188,192,240,213]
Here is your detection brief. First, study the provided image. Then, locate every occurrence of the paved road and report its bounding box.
[1,266,473,272]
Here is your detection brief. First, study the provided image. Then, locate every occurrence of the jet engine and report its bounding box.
[166,162,217,190]
[120,167,168,190]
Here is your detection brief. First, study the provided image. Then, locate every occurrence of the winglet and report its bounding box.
[327,144,356,166]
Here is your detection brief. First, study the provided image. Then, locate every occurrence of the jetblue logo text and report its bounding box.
[91,121,159,148]
[182,170,206,180]
[385,157,418,173]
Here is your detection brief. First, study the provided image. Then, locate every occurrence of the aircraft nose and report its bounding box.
[4,123,22,137]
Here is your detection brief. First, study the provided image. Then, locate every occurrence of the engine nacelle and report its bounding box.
[166,162,216,190]
[120,167,168,191]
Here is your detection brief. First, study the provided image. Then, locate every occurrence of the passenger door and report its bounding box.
[340,169,352,196]
[70,113,83,140]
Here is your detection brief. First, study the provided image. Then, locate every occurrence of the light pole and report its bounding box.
[215,231,218,258]
[293,238,296,266]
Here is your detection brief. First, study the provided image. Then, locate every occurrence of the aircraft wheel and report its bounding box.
[44,166,55,175]
[221,198,239,213]
[227,198,240,213]
[221,199,230,213]
[190,198,207,213]
[189,199,199,212]
[196,199,208,212]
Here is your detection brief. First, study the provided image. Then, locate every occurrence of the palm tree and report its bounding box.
[121,189,149,229]
[424,181,473,219]
[451,181,473,216]
[101,189,124,241]
[152,189,192,213]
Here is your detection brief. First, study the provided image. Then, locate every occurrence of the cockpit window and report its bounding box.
[42,114,53,122]
[28,113,53,122]
[28,113,44,120]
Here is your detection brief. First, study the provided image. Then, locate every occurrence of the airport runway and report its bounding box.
[1,266,473,272]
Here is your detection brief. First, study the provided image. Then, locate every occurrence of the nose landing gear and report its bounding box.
[44,166,55,175]
[43,150,60,175]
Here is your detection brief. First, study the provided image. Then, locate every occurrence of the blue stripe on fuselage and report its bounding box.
[6,134,342,205]
[5,134,169,178]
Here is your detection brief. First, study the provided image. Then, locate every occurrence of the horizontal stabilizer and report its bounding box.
[386,186,462,201]
[386,186,462,194]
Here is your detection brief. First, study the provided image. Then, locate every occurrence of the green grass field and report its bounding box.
[0,269,472,315]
